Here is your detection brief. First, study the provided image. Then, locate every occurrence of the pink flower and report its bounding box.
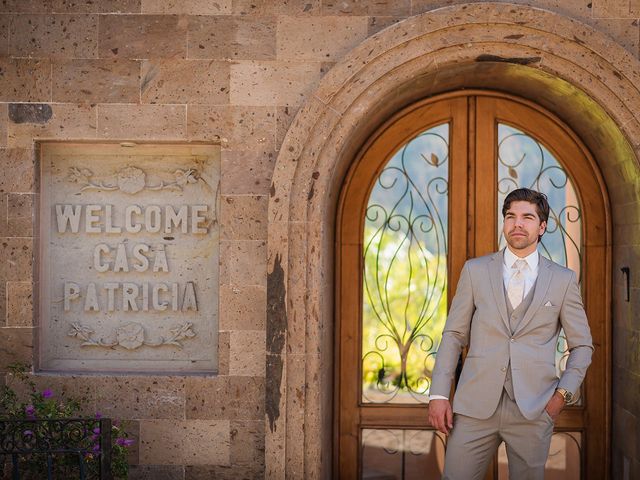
[42,389,53,399]
[24,405,36,418]
[116,438,135,447]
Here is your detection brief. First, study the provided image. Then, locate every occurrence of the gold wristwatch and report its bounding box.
[555,388,573,404]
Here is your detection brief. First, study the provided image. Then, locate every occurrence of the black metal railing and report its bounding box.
[0,418,112,479]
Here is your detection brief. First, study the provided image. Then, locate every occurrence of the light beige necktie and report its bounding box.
[507,259,528,309]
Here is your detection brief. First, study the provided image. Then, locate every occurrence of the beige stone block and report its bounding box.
[8,104,96,148]
[0,59,51,103]
[0,281,5,326]
[7,193,33,236]
[0,238,33,280]
[188,105,275,150]
[276,106,296,150]
[0,195,6,237]
[229,330,265,376]
[232,0,319,15]
[0,148,34,193]
[588,18,640,57]
[94,377,186,419]
[9,14,97,58]
[230,61,324,106]
[140,419,230,465]
[185,465,263,479]
[593,0,631,18]
[0,0,141,13]
[187,15,276,61]
[98,104,186,139]
[321,0,409,15]
[0,327,33,369]
[220,195,267,241]
[219,284,266,330]
[219,240,266,286]
[0,104,7,148]
[219,330,230,375]
[185,376,264,420]
[141,59,230,104]
[368,15,403,35]
[277,16,368,62]
[220,149,276,195]
[230,420,264,468]
[264,352,286,477]
[99,14,188,59]
[285,354,305,478]
[65,0,142,13]
[0,15,9,55]
[129,465,185,480]
[142,0,231,14]
[52,59,140,104]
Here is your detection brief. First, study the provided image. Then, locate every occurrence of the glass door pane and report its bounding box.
[362,124,449,404]
[496,122,583,397]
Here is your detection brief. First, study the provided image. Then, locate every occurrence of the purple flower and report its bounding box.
[22,430,34,436]
[93,427,100,435]
[24,405,36,418]
[41,389,53,399]
[94,412,102,419]
[116,438,135,447]
[92,444,101,453]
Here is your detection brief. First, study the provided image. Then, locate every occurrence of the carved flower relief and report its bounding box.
[174,168,198,187]
[67,167,93,184]
[115,322,145,350]
[116,166,146,194]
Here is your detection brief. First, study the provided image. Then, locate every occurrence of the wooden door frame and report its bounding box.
[334,90,611,479]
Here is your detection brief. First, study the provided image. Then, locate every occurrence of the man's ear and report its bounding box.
[539,220,547,236]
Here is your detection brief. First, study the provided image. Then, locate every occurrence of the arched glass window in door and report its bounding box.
[496,123,582,384]
[362,124,449,405]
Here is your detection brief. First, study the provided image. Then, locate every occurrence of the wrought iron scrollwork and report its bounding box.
[0,418,112,479]
[362,124,449,404]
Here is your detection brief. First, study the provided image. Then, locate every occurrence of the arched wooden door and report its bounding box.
[335,92,610,479]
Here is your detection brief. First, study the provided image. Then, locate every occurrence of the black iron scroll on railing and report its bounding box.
[0,418,112,480]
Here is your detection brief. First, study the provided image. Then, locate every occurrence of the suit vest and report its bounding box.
[503,281,537,400]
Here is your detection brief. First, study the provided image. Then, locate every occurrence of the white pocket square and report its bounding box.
[544,301,553,307]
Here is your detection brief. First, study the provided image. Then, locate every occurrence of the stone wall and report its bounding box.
[0,0,639,478]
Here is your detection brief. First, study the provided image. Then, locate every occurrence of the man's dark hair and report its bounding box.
[502,188,550,241]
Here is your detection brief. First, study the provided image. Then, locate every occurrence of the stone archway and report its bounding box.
[266,3,640,478]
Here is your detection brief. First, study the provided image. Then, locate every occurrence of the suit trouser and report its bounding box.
[442,390,554,480]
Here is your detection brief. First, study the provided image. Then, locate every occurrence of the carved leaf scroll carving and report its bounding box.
[67,166,199,194]
[68,321,197,350]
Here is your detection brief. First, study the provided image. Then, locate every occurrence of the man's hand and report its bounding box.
[429,399,453,434]
[544,391,565,420]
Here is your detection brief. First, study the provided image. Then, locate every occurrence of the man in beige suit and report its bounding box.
[428,188,593,480]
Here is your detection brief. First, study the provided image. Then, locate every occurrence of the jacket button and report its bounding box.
[501,366,507,372]
[510,338,515,342]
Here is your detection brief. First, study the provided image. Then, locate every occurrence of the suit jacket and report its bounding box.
[430,249,593,420]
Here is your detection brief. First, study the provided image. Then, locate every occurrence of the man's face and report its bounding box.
[503,200,547,254]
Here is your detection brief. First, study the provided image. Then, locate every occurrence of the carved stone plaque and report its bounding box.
[38,143,220,374]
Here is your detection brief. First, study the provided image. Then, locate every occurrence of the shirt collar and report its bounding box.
[504,246,539,271]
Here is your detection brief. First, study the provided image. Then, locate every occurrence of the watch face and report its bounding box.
[565,391,573,402]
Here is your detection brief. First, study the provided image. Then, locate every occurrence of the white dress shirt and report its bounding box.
[429,247,540,401]
[502,246,539,299]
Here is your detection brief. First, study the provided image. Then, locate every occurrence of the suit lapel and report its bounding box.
[513,254,554,335]
[488,250,510,332]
